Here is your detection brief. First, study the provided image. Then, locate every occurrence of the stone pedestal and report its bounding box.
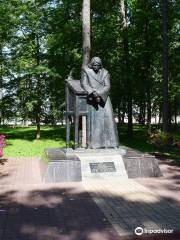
[41,149,82,183]
[123,149,162,178]
[40,147,162,183]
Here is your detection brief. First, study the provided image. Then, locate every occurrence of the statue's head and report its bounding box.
[88,57,102,72]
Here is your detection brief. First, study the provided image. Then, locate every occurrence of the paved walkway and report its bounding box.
[0,156,180,240]
[83,178,180,237]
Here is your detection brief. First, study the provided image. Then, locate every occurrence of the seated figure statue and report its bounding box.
[81,57,119,149]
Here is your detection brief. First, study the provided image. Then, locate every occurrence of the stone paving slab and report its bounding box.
[0,157,42,185]
[0,156,180,240]
[136,158,180,206]
[83,178,180,237]
[0,183,120,240]
[0,158,120,240]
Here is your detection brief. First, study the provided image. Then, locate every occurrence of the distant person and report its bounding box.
[81,57,119,148]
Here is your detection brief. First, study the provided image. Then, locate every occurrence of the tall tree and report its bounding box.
[162,0,169,132]
[11,0,52,138]
[82,0,91,66]
[81,0,91,146]
[0,0,14,124]
[120,0,133,136]
[0,0,179,137]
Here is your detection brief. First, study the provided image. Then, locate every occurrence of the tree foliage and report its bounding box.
[0,0,179,137]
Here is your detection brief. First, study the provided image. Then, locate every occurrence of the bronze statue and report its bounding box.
[81,57,119,149]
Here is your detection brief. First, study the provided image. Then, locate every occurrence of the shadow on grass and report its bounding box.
[0,126,67,142]
[1,125,179,161]
[118,125,158,153]
[118,124,180,163]
[0,186,180,240]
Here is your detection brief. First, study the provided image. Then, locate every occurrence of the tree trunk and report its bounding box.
[35,33,41,139]
[155,113,157,124]
[139,103,146,125]
[82,0,91,147]
[162,0,169,132]
[122,103,126,124]
[118,104,121,125]
[61,110,64,126]
[147,96,152,135]
[159,105,162,124]
[147,90,151,125]
[174,99,177,126]
[143,5,151,127]
[36,115,41,139]
[120,0,133,137]
[168,103,172,129]
[82,0,91,67]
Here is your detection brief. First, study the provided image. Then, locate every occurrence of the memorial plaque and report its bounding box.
[90,162,116,173]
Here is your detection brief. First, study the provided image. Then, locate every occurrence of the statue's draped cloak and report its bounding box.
[81,67,119,149]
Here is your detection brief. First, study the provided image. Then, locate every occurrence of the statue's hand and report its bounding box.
[96,97,101,103]
[93,91,99,98]
[88,92,93,101]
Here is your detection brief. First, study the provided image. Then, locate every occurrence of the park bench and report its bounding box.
[0,135,6,157]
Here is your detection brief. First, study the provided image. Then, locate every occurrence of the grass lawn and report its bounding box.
[1,126,66,157]
[0,125,179,160]
[119,124,180,161]
[119,125,157,152]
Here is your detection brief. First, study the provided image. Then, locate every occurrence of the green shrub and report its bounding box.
[149,130,172,149]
